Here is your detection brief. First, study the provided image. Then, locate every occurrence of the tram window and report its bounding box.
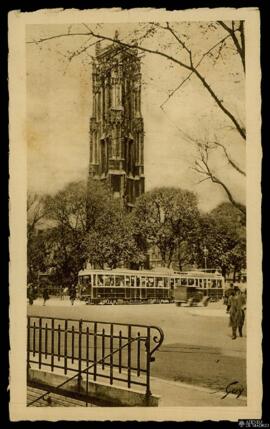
[131,276,135,287]
[175,278,181,287]
[125,276,130,286]
[104,276,110,286]
[188,278,194,286]
[211,280,216,288]
[97,275,103,286]
[195,279,199,287]
[157,278,161,287]
[181,278,187,286]
[199,279,203,288]
[136,277,140,287]
[203,279,207,288]
[109,276,114,286]
[149,277,154,288]
[116,276,124,287]
[170,278,175,288]
[141,277,146,287]
[217,280,221,288]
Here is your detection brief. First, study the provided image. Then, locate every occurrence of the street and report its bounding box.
[28,300,246,398]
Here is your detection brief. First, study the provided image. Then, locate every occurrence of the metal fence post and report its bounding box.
[27,316,30,379]
[145,326,151,397]
[78,319,82,390]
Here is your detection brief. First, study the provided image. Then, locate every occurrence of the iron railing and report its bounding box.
[27,316,164,405]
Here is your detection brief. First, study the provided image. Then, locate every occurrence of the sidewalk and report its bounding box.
[31,297,85,307]
[27,377,247,408]
[151,376,247,407]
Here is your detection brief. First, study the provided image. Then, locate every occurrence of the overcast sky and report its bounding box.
[26,22,245,212]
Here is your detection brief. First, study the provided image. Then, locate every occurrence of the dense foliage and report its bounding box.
[27,182,246,290]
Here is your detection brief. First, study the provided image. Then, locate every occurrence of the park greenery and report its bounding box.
[27,180,246,293]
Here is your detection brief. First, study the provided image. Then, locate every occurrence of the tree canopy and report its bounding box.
[27,182,246,285]
[132,187,200,268]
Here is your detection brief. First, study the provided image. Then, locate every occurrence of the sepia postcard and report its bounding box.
[9,7,262,422]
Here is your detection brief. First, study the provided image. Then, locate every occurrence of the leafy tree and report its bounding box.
[86,180,143,268]
[87,208,143,269]
[86,177,115,230]
[43,181,88,290]
[194,202,246,278]
[27,192,48,284]
[27,229,49,284]
[132,187,200,268]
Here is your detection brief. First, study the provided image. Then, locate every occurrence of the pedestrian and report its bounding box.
[69,287,76,305]
[27,286,34,305]
[225,283,235,313]
[228,287,246,339]
[42,287,50,306]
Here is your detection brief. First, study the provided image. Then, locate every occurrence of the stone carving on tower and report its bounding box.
[88,31,145,209]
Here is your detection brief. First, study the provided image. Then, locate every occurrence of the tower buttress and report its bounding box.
[88,36,144,209]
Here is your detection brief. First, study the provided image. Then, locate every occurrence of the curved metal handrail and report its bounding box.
[150,326,164,357]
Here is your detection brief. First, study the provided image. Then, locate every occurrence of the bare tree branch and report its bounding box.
[27,193,47,234]
[165,22,193,66]
[160,32,231,109]
[28,23,245,140]
[193,146,245,213]
[213,140,246,176]
[193,69,246,139]
[27,32,91,44]
[218,21,245,71]
[160,71,193,109]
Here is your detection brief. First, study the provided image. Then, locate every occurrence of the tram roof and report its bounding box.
[78,268,223,278]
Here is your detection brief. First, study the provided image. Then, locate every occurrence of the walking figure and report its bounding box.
[69,287,76,306]
[228,287,246,339]
[42,288,49,306]
[224,283,234,313]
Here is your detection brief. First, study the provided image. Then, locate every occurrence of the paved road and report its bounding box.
[28,300,246,356]
[28,300,246,398]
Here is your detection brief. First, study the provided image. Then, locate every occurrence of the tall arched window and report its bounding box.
[116,123,121,157]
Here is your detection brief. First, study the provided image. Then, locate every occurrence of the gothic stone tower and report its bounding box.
[88,34,145,209]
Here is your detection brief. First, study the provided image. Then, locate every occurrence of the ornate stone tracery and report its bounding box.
[89,36,145,208]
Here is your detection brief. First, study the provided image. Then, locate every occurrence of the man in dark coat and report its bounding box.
[224,283,235,313]
[69,287,76,305]
[42,288,50,306]
[228,288,246,339]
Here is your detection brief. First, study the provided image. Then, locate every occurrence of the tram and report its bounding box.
[77,268,225,304]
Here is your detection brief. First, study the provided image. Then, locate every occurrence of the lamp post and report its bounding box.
[203,246,208,271]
